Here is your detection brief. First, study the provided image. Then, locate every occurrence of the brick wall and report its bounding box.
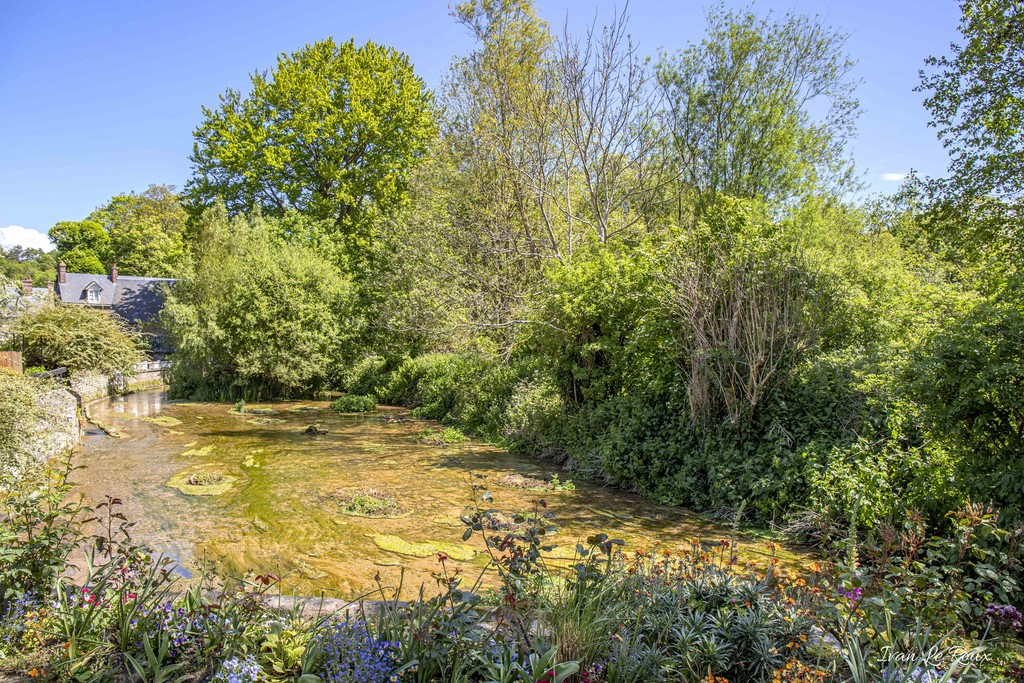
[0,351,22,373]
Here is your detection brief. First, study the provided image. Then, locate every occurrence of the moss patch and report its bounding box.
[495,473,575,492]
[166,470,237,496]
[372,534,475,561]
[246,417,284,425]
[331,488,406,518]
[414,427,469,445]
[229,406,275,416]
[181,444,214,457]
[142,416,182,427]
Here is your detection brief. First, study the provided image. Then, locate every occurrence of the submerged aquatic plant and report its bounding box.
[413,427,468,445]
[333,488,405,518]
[331,395,377,413]
[186,472,225,486]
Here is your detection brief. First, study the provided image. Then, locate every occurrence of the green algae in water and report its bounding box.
[295,559,327,579]
[166,470,237,496]
[235,407,276,415]
[287,405,321,413]
[372,534,476,561]
[76,389,815,598]
[246,417,284,425]
[143,416,183,427]
[181,444,215,457]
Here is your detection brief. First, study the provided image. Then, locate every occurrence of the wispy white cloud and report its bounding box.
[0,225,53,251]
[881,172,906,182]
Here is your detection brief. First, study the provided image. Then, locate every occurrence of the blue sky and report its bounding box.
[0,0,963,250]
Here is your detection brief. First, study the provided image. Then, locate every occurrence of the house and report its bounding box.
[55,262,176,358]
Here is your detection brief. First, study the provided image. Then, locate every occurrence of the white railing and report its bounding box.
[134,360,172,373]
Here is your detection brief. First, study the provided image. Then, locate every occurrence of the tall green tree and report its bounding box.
[917,0,1024,287]
[656,6,861,213]
[48,220,110,274]
[919,0,1024,204]
[1,247,56,286]
[88,184,187,277]
[186,38,436,251]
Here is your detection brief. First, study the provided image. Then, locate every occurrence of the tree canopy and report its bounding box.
[88,184,187,277]
[48,220,109,274]
[186,38,436,250]
[919,0,1024,204]
[657,6,861,212]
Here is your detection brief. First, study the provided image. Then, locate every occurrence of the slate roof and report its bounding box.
[57,272,176,325]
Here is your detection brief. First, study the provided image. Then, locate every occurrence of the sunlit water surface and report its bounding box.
[72,391,795,598]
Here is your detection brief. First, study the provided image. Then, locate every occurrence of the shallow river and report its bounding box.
[71,391,792,598]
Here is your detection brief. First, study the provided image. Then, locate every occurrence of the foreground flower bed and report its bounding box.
[1,460,1021,682]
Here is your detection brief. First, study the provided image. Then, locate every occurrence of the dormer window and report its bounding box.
[86,283,102,304]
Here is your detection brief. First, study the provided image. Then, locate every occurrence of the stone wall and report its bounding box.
[69,361,170,404]
[24,386,80,463]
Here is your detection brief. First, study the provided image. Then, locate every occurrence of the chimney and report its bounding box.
[111,262,118,284]
[58,261,67,284]
[47,281,54,295]
[21,278,32,297]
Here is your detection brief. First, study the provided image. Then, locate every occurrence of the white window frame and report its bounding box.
[86,284,101,304]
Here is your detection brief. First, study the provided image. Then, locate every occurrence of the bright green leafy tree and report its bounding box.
[48,220,110,274]
[88,184,187,277]
[919,0,1024,204]
[186,38,436,252]
[656,6,861,213]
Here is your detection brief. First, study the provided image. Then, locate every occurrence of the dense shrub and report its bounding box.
[163,205,358,400]
[330,394,377,413]
[383,351,521,437]
[0,459,85,606]
[341,354,394,398]
[908,283,1024,517]
[10,304,144,375]
[0,370,42,475]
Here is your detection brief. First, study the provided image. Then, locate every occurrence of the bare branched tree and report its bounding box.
[667,244,833,426]
[543,6,673,245]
